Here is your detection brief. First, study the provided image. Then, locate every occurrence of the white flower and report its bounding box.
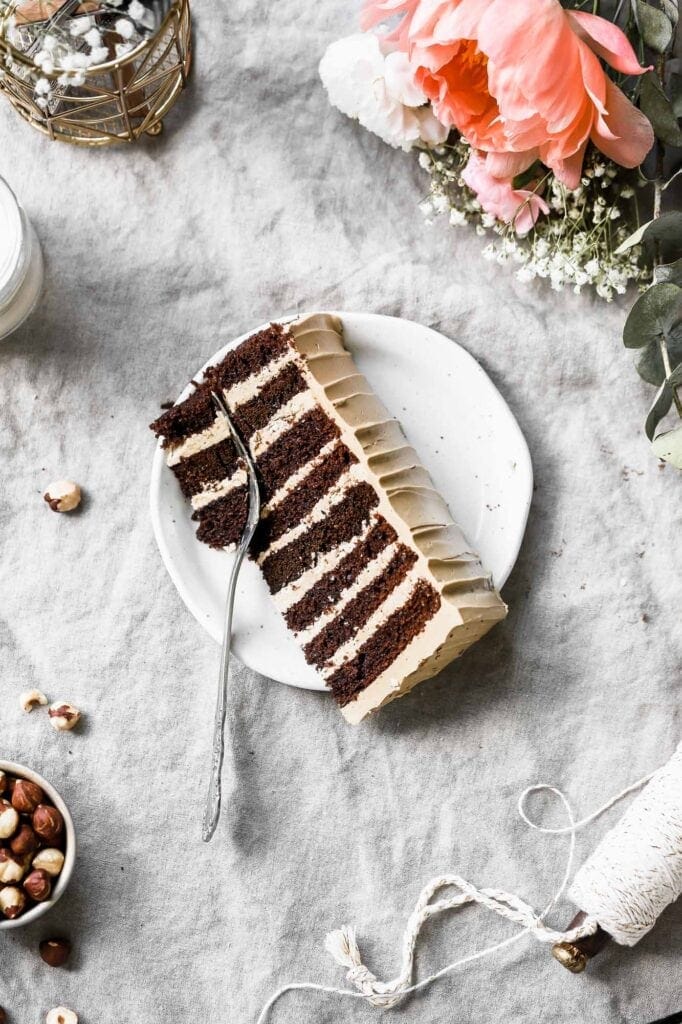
[449,207,467,226]
[319,34,448,152]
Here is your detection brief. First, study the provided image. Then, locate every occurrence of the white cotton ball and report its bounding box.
[84,27,102,48]
[115,18,135,39]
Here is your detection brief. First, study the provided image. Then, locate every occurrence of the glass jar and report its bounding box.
[0,175,43,341]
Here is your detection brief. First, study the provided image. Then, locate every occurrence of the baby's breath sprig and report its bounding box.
[417,139,649,301]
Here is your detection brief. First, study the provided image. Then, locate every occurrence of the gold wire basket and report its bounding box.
[0,0,191,144]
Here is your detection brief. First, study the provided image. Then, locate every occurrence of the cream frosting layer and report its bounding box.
[190,468,247,510]
[247,389,317,458]
[166,413,230,466]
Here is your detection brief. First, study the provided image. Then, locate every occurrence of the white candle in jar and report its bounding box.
[0,176,44,341]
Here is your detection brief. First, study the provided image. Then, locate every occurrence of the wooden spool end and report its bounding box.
[551,912,612,973]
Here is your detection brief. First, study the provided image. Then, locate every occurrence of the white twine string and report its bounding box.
[254,754,673,1023]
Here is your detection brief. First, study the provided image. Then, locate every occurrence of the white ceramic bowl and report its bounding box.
[0,761,76,930]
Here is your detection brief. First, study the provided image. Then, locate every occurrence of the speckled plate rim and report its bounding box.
[149,311,533,691]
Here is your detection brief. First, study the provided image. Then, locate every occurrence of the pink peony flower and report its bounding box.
[461,150,549,234]
[362,0,654,189]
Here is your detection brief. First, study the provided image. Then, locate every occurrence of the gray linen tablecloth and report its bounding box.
[1,3,680,1022]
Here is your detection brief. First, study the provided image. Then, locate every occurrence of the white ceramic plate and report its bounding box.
[150,312,532,691]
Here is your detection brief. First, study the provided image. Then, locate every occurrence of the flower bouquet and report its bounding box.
[320,0,682,468]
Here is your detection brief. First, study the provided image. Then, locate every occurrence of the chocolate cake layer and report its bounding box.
[284,518,398,633]
[304,545,418,668]
[203,324,288,393]
[171,437,239,498]
[261,481,379,594]
[252,442,358,556]
[328,579,442,706]
[232,362,307,440]
[192,486,249,549]
[256,407,340,502]
[150,387,215,449]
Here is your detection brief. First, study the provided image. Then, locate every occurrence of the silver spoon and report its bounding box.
[202,390,261,843]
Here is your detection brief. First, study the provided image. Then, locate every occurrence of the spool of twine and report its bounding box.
[552,741,682,971]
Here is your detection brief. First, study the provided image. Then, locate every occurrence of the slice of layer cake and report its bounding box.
[150,314,507,722]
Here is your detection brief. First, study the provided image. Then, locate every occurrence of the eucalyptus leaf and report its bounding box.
[623,282,682,349]
[614,220,651,253]
[652,423,682,468]
[636,0,675,51]
[654,258,682,286]
[645,380,673,440]
[639,72,682,147]
[659,0,678,25]
[669,363,682,387]
[614,211,682,256]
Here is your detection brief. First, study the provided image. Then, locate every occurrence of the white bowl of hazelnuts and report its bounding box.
[0,761,75,929]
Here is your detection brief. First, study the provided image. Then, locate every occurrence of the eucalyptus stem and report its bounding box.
[650,56,681,419]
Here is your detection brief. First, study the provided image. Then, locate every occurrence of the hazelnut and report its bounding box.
[32,805,64,844]
[23,869,52,902]
[43,481,81,513]
[32,848,65,877]
[0,886,26,920]
[31,847,65,876]
[48,703,81,732]
[20,689,48,713]
[45,1009,78,1024]
[0,800,19,839]
[10,824,38,857]
[0,772,6,795]
[0,849,26,884]
[39,937,71,968]
[0,1007,7,1023]
[11,779,44,814]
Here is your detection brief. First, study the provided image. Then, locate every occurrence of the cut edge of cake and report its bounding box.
[286,313,507,722]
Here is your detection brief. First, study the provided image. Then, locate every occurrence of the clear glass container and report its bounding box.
[0,175,43,340]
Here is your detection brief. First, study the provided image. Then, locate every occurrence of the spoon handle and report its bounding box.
[201,390,261,843]
[202,545,244,843]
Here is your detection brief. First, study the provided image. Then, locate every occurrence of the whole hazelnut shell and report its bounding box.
[0,800,20,840]
[32,848,64,877]
[32,805,64,844]
[39,938,71,968]
[23,869,52,902]
[10,824,38,857]
[11,780,44,814]
[0,849,26,884]
[0,886,26,919]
